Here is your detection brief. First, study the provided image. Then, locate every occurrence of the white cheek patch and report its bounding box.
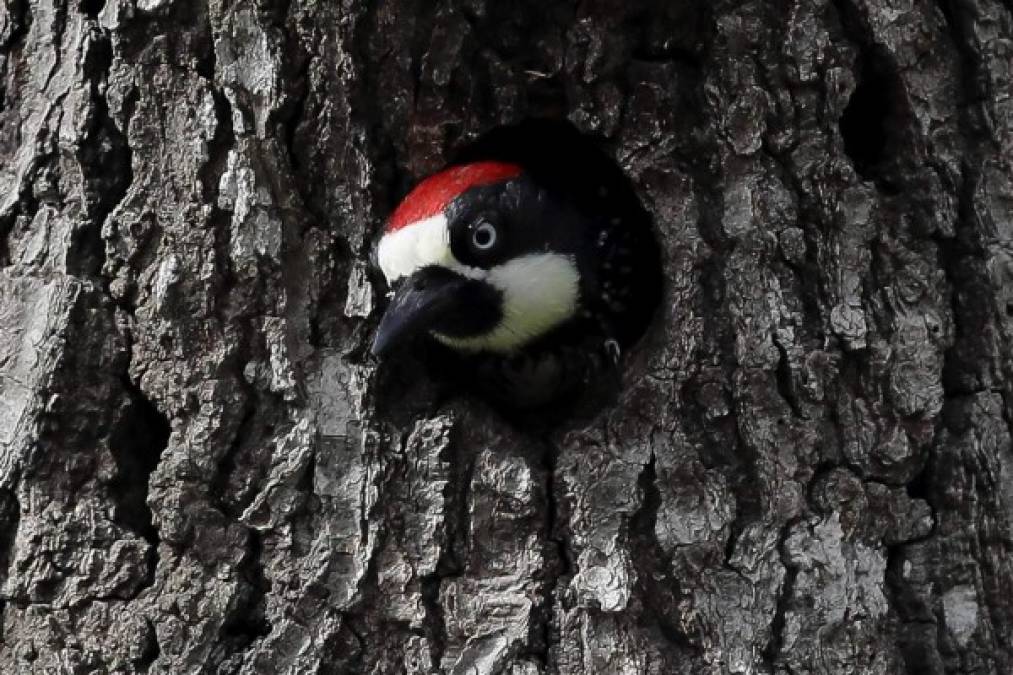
[377,218,580,354]
[434,252,580,353]
[376,214,454,282]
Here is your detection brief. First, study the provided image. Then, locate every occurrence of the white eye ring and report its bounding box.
[471,221,498,250]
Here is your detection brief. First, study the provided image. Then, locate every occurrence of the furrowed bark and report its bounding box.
[1,0,1011,673]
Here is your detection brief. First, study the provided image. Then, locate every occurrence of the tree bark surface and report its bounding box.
[1,0,1012,673]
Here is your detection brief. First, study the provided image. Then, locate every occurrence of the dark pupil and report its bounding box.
[474,227,492,247]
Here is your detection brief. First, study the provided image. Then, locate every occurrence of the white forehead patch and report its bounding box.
[376,217,580,353]
[377,214,454,283]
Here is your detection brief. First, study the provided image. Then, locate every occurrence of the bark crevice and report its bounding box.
[108,377,170,587]
[2,0,1012,671]
[761,517,802,671]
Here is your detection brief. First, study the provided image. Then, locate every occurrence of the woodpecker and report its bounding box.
[371,159,660,406]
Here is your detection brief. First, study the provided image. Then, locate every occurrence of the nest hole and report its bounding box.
[374,119,664,423]
[452,118,663,350]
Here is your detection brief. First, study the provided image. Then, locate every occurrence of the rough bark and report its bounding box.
[1,0,1012,673]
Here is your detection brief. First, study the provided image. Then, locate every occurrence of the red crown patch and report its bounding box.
[387,162,523,232]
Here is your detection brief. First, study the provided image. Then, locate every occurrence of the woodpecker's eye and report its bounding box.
[471,221,498,251]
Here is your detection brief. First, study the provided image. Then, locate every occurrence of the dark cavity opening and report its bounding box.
[452,119,663,351]
[81,0,105,18]
[839,51,903,191]
[108,380,170,546]
[374,119,664,423]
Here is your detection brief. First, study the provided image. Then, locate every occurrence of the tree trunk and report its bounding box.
[2,0,1012,672]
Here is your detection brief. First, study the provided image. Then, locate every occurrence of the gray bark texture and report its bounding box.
[1,0,1012,672]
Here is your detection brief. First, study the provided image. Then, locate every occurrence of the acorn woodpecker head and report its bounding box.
[371,160,658,370]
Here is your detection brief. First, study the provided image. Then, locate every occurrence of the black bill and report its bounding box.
[371,266,503,357]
